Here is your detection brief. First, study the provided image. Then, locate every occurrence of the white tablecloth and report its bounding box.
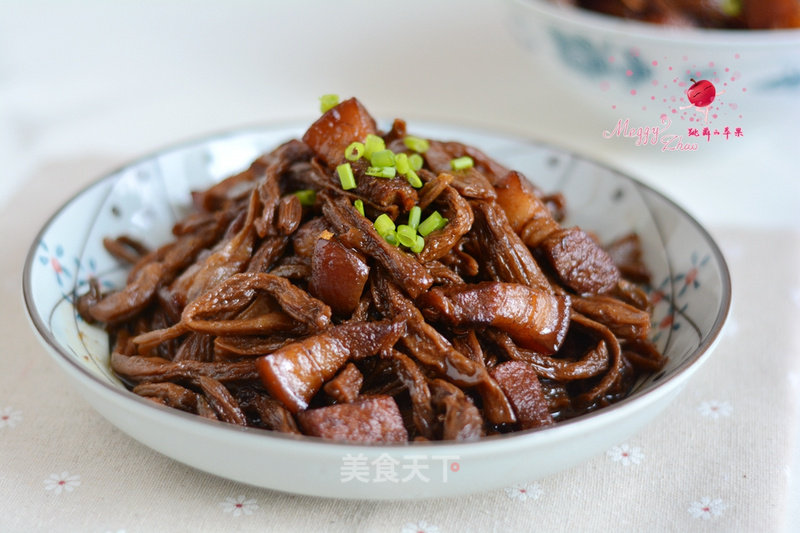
[2,2,799,531]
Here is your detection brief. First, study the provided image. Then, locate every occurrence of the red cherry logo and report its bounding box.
[686,78,716,108]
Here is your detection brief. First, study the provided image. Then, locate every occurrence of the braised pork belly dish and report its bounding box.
[78,97,666,443]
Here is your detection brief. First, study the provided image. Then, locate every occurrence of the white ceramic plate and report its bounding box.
[23,121,730,499]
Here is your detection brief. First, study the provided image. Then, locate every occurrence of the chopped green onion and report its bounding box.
[450,156,474,171]
[396,225,417,248]
[336,163,356,190]
[418,211,447,237]
[366,166,397,179]
[373,213,396,236]
[720,0,741,16]
[410,234,425,254]
[319,94,339,113]
[405,168,423,188]
[345,141,365,161]
[363,134,385,159]
[409,153,423,171]
[369,149,396,168]
[403,135,429,153]
[383,231,400,247]
[408,205,421,230]
[293,189,316,206]
[353,199,365,217]
[395,153,410,175]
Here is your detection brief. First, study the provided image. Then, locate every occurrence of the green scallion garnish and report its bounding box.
[450,156,474,171]
[293,189,316,206]
[337,163,356,190]
[418,211,447,237]
[720,0,742,16]
[396,224,417,248]
[363,134,386,159]
[410,234,425,254]
[405,168,423,188]
[373,213,396,236]
[354,199,365,217]
[383,231,400,247]
[408,205,421,230]
[409,153,423,171]
[369,149,396,168]
[319,94,339,113]
[395,152,410,175]
[345,141,365,161]
[403,135,430,153]
[366,166,396,179]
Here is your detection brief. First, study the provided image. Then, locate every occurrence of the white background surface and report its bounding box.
[2,1,798,230]
[2,1,799,531]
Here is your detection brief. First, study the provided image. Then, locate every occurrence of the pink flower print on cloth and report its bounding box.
[220,495,258,517]
[0,407,22,428]
[607,443,644,466]
[401,520,440,533]
[44,472,81,494]
[688,497,727,519]
[697,400,733,419]
[504,482,543,501]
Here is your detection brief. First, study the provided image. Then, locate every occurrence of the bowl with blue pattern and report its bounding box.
[22,122,731,499]
[506,0,800,130]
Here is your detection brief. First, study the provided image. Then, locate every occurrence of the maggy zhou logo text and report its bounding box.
[603,116,697,151]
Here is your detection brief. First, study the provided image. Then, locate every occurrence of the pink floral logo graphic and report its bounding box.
[681,78,725,123]
[603,52,745,150]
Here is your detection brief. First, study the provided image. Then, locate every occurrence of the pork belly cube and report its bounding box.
[297,395,408,443]
[489,361,554,430]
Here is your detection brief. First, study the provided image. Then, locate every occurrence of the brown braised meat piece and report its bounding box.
[489,361,554,430]
[256,320,405,412]
[291,216,334,260]
[308,237,370,316]
[539,228,620,295]
[323,363,364,404]
[302,97,378,168]
[322,192,433,299]
[494,170,620,295]
[429,379,484,441]
[297,395,408,443]
[419,281,571,354]
[604,232,651,284]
